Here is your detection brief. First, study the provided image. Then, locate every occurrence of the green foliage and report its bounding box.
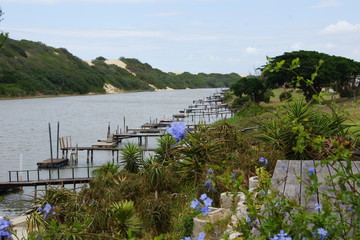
[259,100,356,159]
[0,8,8,50]
[0,39,237,98]
[279,91,292,101]
[230,76,272,104]
[120,142,143,173]
[262,50,360,101]
[110,200,142,238]
[121,57,239,90]
[92,161,120,177]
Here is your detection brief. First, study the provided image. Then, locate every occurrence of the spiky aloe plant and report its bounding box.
[120,142,143,173]
[110,200,142,238]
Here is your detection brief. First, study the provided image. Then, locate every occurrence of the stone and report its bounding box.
[193,207,231,237]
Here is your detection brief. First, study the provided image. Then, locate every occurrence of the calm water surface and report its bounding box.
[0,88,224,218]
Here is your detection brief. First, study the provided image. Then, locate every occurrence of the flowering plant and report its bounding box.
[166,122,187,142]
[0,217,12,239]
[190,193,213,216]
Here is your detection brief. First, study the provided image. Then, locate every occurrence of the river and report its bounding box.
[0,88,227,218]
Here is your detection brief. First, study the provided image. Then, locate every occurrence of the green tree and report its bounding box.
[230,76,273,104]
[262,50,360,100]
[0,8,9,49]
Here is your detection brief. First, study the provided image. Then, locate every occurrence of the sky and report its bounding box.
[0,0,359,74]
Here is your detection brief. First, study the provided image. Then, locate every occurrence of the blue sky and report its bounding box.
[1,0,359,74]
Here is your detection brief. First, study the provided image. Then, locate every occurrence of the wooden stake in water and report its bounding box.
[56,121,60,159]
[49,123,53,164]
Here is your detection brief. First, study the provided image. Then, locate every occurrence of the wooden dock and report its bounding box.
[272,160,360,211]
[0,165,100,193]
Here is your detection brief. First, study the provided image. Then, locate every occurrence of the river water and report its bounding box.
[0,88,227,218]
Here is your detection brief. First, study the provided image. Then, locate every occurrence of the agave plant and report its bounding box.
[109,200,142,238]
[92,161,120,178]
[173,125,223,185]
[259,100,356,160]
[154,133,177,165]
[120,142,143,173]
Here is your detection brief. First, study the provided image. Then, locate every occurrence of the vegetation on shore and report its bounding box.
[0,38,239,98]
[7,84,356,239]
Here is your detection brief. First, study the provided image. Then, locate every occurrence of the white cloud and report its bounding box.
[245,47,257,55]
[320,20,360,35]
[312,0,341,8]
[291,42,303,51]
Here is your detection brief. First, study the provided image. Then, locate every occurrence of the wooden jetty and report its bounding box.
[0,165,99,193]
[272,160,360,210]
[37,122,69,168]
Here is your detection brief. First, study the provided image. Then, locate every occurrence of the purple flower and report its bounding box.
[314,203,322,211]
[190,194,213,216]
[0,217,12,239]
[200,193,208,201]
[261,190,267,195]
[194,232,205,240]
[270,230,292,240]
[316,228,328,240]
[203,197,213,207]
[308,167,316,176]
[201,206,210,216]
[191,199,201,210]
[207,168,213,175]
[38,203,56,220]
[181,232,205,240]
[166,122,186,142]
[259,157,268,166]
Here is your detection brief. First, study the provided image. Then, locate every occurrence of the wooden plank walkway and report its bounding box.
[272,160,360,211]
[0,178,91,189]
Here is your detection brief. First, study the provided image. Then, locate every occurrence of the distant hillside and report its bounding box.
[0,38,240,98]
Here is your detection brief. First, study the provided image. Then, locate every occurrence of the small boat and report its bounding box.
[37,158,69,168]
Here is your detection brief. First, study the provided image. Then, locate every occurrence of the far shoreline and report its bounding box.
[0,87,191,101]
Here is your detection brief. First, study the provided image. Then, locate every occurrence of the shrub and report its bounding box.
[279,91,292,101]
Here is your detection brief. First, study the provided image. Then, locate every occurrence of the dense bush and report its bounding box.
[279,91,292,101]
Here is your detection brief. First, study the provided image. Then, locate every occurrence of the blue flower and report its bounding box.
[207,168,213,175]
[190,194,213,216]
[203,197,213,207]
[246,217,251,222]
[316,228,328,240]
[181,232,205,240]
[201,206,210,216]
[166,122,187,142]
[314,203,322,211]
[200,193,208,201]
[38,203,56,220]
[191,198,201,210]
[270,230,292,240]
[308,167,316,176]
[261,190,267,195]
[194,232,205,240]
[0,217,12,239]
[259,157,268,166]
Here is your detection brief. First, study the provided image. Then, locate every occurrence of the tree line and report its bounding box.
[230,50,360,105]
[0,39,239,98]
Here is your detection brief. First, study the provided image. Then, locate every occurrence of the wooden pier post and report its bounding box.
[87,150,90,164]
